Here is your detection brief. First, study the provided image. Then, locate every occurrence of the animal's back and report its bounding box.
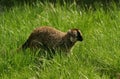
[25,26,66,49]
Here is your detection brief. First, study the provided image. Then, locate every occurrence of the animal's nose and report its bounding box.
[77,36,83,41]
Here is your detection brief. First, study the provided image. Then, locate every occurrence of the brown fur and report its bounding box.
[20,26,83,53]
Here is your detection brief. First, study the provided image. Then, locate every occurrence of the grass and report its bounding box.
[0,2,120,79]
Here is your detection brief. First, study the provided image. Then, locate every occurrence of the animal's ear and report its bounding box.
[67,29,72,34]
[68,29,76,33]
[67,29,77,36]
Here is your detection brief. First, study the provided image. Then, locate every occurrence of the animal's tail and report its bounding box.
[21,39,30,50]
[17,39,30,51]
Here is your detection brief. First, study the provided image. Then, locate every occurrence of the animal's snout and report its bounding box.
[77,35,83,41]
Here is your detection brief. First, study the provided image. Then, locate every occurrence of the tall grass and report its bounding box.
[0,2,120,79]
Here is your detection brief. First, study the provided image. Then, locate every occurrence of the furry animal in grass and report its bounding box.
[21,26,83,54]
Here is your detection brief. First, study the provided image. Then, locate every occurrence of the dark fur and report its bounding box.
[20,26,83,53]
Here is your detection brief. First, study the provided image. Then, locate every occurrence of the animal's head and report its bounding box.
[67,28,83,42]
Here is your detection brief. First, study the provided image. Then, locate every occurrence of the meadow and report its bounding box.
[0,2,120,79]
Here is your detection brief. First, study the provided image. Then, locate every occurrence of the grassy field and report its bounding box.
[0,2,120,79]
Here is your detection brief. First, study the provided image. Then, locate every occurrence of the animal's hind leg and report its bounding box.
[44,46,55,59]
[30,40,45,49]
